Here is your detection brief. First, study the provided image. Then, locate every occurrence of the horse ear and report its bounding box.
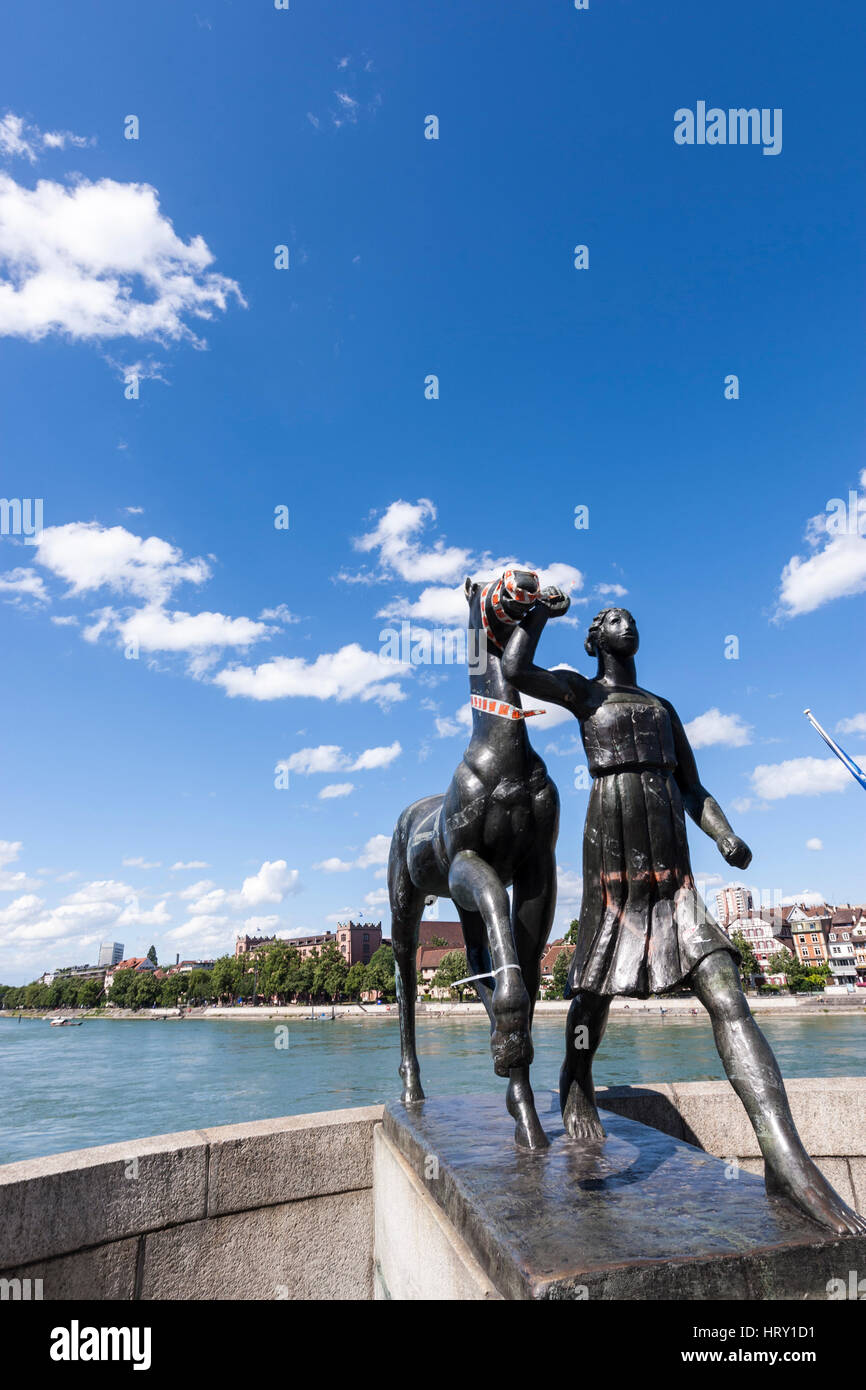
[464,576,478,603]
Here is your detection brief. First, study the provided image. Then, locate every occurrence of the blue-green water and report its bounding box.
[1,1012,864,1165]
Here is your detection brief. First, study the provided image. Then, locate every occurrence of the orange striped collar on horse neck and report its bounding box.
[470,693,546,721]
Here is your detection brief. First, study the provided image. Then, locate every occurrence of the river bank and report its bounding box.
[4,994,866,1024]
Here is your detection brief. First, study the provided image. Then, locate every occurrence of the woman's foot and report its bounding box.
[560,1071,606,1143]
[765,1156,866,1236]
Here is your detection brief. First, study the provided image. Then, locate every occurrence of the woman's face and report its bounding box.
[599,608,639,657]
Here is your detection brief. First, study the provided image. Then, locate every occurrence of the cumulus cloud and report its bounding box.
[214,644,409,705]
[170,860,210,871]
[777,489,866,617]
[35,522,210,604]
[280,741,401,775]
[750,754,866,799]
[0,567,49,605]
[805,838,823,851]
[836,713,866,736]
[0,172,244,345]
[683,708,752,750]
[118,606,269,654]
[354,500,474,585]
[319,783,355,800]
[313,834,389,873]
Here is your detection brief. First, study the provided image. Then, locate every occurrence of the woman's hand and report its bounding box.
[718,834,752,869]
[537,585,571,619]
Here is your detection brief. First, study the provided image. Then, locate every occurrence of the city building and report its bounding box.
[541,939,573,984]
[727,917,793,985]
[827,907,859,986]
[97,942,124,968]
[786,905,831,971]
[715,885,754,928]
[335,921,382,967]
[416,946,453,995]
[418,921,464,951]
[235,924,384,967]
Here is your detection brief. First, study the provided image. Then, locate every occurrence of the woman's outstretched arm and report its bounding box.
[501,592,590,713]
[665,699,752,868]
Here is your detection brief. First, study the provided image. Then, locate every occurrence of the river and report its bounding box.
[1,1012,864,1165]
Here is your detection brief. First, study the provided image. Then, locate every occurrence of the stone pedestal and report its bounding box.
[374,1094,866,1300]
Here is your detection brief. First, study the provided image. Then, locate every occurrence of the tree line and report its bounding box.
[0,941,398,1012]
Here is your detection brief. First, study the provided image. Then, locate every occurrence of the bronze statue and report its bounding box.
[388,569,558,1149]
[501,591,866,1237]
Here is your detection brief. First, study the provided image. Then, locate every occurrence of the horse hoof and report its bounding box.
[491,1028,533,1076]
[398,1065,425,1105]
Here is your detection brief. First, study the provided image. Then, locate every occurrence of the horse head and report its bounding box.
[463,568,540,656]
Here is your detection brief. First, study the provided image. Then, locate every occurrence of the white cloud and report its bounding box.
[683,708,752,750]
[778,503,866,617]
[750,754,866,799]
[179,879,215,901]
[319,783,355,800]
[364,888,388,909]
[0,113,91,163]
[118,606,268,654]
[214,644,409,705]
[781,891,826,907]
[357,834,390,868]
[805,838,823,851]
[122,857,161,869]
[0,567,49,604]
[281,741,401,775]
[355,500,473,585]
[170,861,210,871]
[0,172,243,345]
[35,522,210,603]
[836,713,866,736]
[237,861,300,907]
[313,834,389,873]
[556,868,583,904]
[313,857,354,874]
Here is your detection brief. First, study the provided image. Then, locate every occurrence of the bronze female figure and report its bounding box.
[502,591,865,1236]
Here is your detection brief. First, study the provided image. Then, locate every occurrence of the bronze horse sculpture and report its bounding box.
[388,569,560,1149]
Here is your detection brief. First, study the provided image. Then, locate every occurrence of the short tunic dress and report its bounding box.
[567,692,738,1000]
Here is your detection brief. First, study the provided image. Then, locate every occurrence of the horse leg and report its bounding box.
[508,852,556,1149]
[455,907,495,1026]
[388,841,426,1104]
[448,849,533,1091]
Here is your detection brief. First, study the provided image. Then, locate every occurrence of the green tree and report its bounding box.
[159,974,186,1008]
[108,968,139,1008]
[548,949,573,1000]
[432,949,472,1000]
[345,962,368,999]
[731,931,759,985]
[564,919,581,946]
[146,945,158,967]
[314,944,348,1000]
[78,977,103,1009]
[131,972,160,1009]
[210,954,244,1003]
[365,944,397,1002]
[428,935,449,949]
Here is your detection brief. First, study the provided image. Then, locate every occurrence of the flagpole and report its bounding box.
[803,709,866,791]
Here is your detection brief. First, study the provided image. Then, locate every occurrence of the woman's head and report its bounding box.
[585,608,639,665]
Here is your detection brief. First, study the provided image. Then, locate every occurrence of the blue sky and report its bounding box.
[1,1,865,983]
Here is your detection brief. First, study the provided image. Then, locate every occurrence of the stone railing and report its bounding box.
[0,1106,382,1300]
[1,1079,863,1299]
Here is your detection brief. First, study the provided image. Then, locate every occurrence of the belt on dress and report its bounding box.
[590,762,674,777]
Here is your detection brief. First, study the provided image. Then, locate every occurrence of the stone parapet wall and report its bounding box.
[1,1080,864,1299]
